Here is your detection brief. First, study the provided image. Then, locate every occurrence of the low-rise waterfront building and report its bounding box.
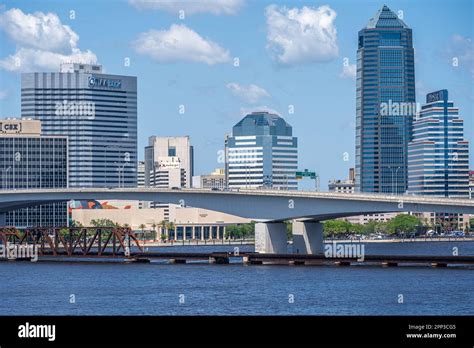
[71,201,250,241]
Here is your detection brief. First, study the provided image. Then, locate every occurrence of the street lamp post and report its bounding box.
[394,166,401,195]
[3,167,12,190]
[388,166,401,195]
[105,145,129,187]
[116,163,128,188]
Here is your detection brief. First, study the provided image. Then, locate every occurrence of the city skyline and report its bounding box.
[0,0,473,188]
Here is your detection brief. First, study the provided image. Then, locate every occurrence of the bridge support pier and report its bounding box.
[292,221,324,255]
[0,212,5,227]
[255,222,287,254]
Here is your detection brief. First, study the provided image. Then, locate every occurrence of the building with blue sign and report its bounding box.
[21,63,137,188]
[225,111,298,190]
[408,90,470,198]
[355,5,416,194]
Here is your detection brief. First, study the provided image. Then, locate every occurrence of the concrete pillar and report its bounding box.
[0,212,5,227]
[201,226,204,241]
[183,226,186,241]
[192,226,196,240]
[216,226,220,240]
[255,222,287,254]
[292,221,324,255]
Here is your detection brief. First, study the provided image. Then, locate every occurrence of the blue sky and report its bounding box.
[0,0,473,189]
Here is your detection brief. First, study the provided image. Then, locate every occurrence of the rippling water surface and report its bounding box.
[1,241,473,315]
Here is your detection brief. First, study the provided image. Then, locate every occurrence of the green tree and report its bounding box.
[70,220,83,227]
[139,223,146,243]
[323,220,352,237]
[166,222,175,240]
[363,221,377,235]
[386,214,421,235]
[159,220,168,239]
[224,223,255,240]
[151,223,157,241]
[351,223,363,234]
[90,219,117,227]
[285,221,293,240]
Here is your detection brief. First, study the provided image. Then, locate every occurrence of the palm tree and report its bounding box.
[151,223,157,241]
[159,220,167,240]
[139,223,146,245]
[166,222,175,241]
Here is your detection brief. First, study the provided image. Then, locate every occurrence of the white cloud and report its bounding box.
[265,4,338,66]
[132,24,230,65]
[449,34,474,79]
[339,63,356,79]
[129,0,244,15]
[0,47,97,72]
[0,8,97,72]
[226,82,270,104]
[0,8,78,52]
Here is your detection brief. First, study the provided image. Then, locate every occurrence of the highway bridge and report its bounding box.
[1,188,473,254]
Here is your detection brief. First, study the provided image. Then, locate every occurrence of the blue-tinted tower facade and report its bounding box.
[408,90,469,197]
[225,112,298,190]
[355,5,416,194]
[21,63,137,188]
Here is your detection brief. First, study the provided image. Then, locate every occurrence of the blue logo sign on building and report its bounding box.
[88,76,122,89]
[426,90,448,103]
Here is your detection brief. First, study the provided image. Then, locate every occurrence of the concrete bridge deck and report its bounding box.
[1,188,473,255]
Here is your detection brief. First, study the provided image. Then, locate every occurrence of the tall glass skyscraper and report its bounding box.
[408,90,470,197]
[355,5,416,194]
[225,111,298,190]
[21,63,137,188]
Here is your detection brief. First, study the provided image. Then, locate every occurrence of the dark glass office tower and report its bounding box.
[355,5,416,194]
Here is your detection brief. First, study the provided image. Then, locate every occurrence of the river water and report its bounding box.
[0,241,473,315]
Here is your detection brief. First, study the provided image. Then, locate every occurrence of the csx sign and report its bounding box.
[0,123,22,133]
[88,76,122,89]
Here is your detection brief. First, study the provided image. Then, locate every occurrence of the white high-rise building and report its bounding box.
[144,136,194,219]
[225,112,298,190]
[144,136,193,188]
